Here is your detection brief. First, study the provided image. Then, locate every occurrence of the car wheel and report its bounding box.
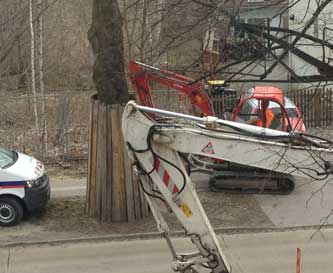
[0,197,24,227]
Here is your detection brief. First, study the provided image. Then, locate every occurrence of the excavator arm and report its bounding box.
[129,60,215,117]
[122,101,333,273]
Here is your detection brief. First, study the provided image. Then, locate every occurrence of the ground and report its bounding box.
[1,126,332,245]
[0,171,272,245]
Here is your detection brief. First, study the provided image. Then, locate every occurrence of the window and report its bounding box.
[238,99,258,122]
[204,29,220,53]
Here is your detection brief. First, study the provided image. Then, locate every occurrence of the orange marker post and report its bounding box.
[296,248,301,273]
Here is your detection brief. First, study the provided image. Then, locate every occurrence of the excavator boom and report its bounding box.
[129,60,215,117]
[122,101,333,273]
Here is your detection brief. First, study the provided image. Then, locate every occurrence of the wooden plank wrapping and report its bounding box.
[123,126,136,222]
[132,171,142,220]
[138,178,149,217]
[95,102,107,221]
[111,105,127,221]
[100,104,108,222]
[86,98,93,214]
[87,96,150,222]
[89,99,99,217]
[329,89,333,125]
[106,105,113,222]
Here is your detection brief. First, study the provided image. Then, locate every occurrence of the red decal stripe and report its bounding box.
[172,185,179,194]
[154,158,160,172]
[163,172,170,186]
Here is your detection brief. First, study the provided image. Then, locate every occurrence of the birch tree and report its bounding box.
[29,0,39,138]
[37,0,47,154]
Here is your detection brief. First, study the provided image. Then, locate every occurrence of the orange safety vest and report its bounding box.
[256,108,275,128]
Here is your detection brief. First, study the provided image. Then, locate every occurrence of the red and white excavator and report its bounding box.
[122,101,333,273]
[129,60,306,133]
[129,60,308,194]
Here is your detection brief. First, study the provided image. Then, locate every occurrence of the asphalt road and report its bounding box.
[1,228,332,273]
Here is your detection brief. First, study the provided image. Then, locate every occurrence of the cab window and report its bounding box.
[238,99,258,122]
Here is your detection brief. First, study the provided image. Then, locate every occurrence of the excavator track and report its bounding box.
[209,170,295,195]
[209,161,296,194]
[188,155,295,195]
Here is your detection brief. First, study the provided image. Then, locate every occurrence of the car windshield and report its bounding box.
[0,147,16,168]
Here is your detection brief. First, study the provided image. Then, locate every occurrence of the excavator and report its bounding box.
[122,101,333,273]
[129,60,305,132]
[129,60,307,194]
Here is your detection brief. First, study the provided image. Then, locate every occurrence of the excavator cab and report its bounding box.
[231,86,306,133]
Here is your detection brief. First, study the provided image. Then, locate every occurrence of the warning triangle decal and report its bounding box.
[201,142,215,154]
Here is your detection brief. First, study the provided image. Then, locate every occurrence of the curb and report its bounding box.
[1,224,332,249]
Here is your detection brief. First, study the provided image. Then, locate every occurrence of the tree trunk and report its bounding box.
[87,0,148,222]
[88,0,129,105]
[29,0,39,138]
[37,0,47,156]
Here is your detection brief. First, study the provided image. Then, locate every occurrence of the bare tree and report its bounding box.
[37,0,47,154]
[29,0,40,137]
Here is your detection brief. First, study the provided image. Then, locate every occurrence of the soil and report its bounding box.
[46,160,88,180]
[0,188,273,246]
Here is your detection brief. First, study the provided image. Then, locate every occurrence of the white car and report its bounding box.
[0,147,50,226]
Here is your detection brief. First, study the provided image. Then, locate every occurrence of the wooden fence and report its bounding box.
[286,88,333,128]
[210,89,333,128]
[210,94,239,118]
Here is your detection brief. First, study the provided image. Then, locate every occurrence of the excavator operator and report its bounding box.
[248,100,275,128]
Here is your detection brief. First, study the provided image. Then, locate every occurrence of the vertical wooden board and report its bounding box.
[89,99,99,217]
[322,90,325,126]
[326,90,329,126]
[106,106,113,222]
[315,90,321,126]
[305,90,309,127]
[314,89,318,126]
[132,171,142,220]
[308,89,311,127]
[312,89,316,127]
[111,105,127,222]
[324,91,326,126]
[329,89,333,125]
[117,106,128,220]
[304,90,308,127]
[138,180,147,217]
[300,90,305,126]
[123,135,135,222]
[98,104,108,222]
[86,98,93,214]
[142,187,150,217]
[318,90,321,126]
[95,103,106,221]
